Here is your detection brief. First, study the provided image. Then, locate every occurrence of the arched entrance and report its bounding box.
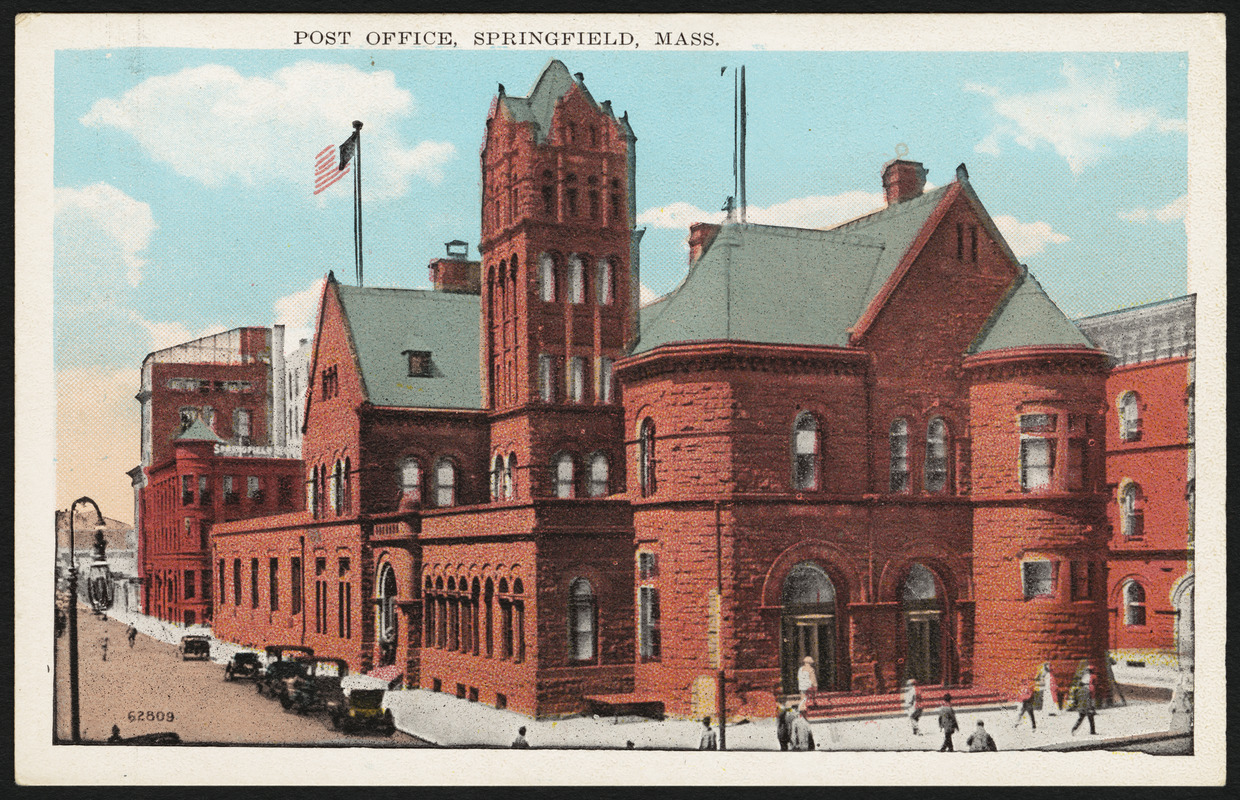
[1173,577,1194,671]
[902,563,943,685]
[377,564,398,666]
[781,562,837,694]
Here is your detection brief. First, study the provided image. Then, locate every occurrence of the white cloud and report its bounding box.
[1118,193,1187,224]
[274,277,326,350]
[133,315,229,353]
[54,183,156,287]
[81,61,456,201]
[966,62,1186,174]
[639,190,887,232]
[992,215,1070,259]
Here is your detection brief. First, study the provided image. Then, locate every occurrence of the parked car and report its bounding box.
[280,656,349,715]
[329,674,396,735]
[177,635,212,661]
[223,651,264,681]
[255,645,314,696]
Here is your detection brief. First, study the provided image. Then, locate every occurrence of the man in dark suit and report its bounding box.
[938,693,959,751]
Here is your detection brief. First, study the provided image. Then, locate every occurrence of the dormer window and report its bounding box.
[404,350,432,378]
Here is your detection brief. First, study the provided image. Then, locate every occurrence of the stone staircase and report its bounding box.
[802,686,1010,721]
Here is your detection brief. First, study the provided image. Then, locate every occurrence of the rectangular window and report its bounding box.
[184,570,196,600]
[1066,438,1087,491]
[250,558,259,608]
[599,357,614,404]
[269,558,279,611]
[278,476,293,508]
[290,557,302,615]
[640,586,661,661]
[223,475,238,505]
[1022,560,1056,600]
[247,475,261,500]
[1070,561,1094,602]
[234,408,251,444]
[638,552,659,580]
[406,350,432,378]
[538,354,555,403]
[219,559,226,605]
[1020,413,1057,433]
[198,475,211,505]
[1020,438,1055,491]
[233,559,241,605]
[181,475,194,506]
[501,600,514,659]
[570,356,587,403]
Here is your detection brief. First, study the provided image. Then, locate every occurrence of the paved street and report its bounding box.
[54,606,428,746]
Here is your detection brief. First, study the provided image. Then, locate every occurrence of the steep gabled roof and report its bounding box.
[498,59,610,143]
[175,417,226,444]
[334,284,482,409]
[635,185,950,353]
[969,269,1095,353]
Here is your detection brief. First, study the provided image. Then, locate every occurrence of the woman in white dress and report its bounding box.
[1039,662,1059,716]
[798,656,818,706]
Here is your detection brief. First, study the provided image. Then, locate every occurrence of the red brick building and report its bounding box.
[1077,296,1195,671]
[211,60,1114,718]
[132,327,303,625]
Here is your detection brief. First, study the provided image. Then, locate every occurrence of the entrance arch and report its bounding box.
[781,562,838,694]
[1172,576,1194,671]
[377,563,398,666]
[901,563,943,685]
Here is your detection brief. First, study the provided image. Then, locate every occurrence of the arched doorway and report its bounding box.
[1173,577,1194,672]
[377,564,398,666]
[902,563,943,685]
[781,562,837,694]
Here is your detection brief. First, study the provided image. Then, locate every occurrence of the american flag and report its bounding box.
[313,144,350,195]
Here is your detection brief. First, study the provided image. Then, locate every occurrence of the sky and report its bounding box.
[52,48,1189,523]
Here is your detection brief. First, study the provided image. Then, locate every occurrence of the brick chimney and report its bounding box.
[882,159,928,205]
[688,222,722,265]
[429,240,481,294]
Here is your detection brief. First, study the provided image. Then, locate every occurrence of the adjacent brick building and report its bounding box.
[1077,296,1195,671]
[209,60,1116,718]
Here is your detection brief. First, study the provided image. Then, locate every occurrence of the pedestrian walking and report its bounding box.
[903,679,923,735]
[1014,682,1037,730]
[127,623,138,648]
[100,634,109,662]
[511,725,530,748]
[789,706,816,751]
[699,716,718,750]
[107,725,123,743]
[798,656,818,707]
[966,720,998,752]
[1039,662,1059,716]
[937,693,959,751]
[1070,668,1097,735]
[776,703,793,750]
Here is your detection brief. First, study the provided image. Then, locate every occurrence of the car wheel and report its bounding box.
[280,692,293,710]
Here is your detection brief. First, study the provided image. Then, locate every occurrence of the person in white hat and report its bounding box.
[797,656,818,706]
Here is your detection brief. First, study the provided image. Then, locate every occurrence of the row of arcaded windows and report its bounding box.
[307,459,352,518]
[538,252,619,306]
[397,457,456,508]
[182,473,283,507]
[424,575,525,662]
[491,451,610,501]
[537,354,614,405]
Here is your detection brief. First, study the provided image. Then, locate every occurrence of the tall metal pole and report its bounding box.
[66,496,104,743]
[739,66,747,224]
[353,120,363,287]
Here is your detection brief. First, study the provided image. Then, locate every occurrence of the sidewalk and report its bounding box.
[102,607,1189,751]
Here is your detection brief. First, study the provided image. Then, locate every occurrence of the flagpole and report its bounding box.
[353,120,363,287]
[740,66,747,224]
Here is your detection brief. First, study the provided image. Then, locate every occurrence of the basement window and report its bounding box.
[404,350,432,378]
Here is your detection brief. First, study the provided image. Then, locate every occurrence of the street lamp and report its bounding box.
[65,496,111,743]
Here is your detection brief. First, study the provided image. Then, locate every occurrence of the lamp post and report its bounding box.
[65,496,112,743]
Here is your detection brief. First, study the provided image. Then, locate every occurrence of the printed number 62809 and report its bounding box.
[128,711,174,722]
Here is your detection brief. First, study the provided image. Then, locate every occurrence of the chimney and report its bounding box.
[688,222,722,265]
[429,240,481,294]
[882,159,928,205]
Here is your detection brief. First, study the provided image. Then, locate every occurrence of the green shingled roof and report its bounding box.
[499,59,610,143]
[175,417,225,443]
[969,270,1095,353]
[335,284,481,409]
[636,186,949,353]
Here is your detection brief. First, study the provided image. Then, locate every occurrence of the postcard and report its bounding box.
[15,12,1225,785]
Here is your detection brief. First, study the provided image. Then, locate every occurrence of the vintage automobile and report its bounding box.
[255,645,314,696]
[223,651,264,681]
[177,634,212,661]
[280,656,349,715]
[328,675,396,735]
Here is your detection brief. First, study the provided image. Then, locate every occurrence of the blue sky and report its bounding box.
[53,48,1188,520]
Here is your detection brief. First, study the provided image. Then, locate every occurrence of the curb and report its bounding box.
[1036,730,1191,752]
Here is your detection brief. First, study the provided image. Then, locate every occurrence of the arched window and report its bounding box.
[306,467,317,516]
[343,457,352,513]
[399,458,421,504]
[491,455,504,500]
[434,458,456,507]
[1120,483,1144,538]
[512,578,526,662]
[588,452,609,498]
[1124,580,1147,626]
[424,575,435,648]
[332,460,344,514]
[504,453,516,499]
[568,578,596,661]
[925,418,948,493]
[1119,391,1142,441]
[555,452,575,499]
[639,418,656,496]
[890,418,910,493]
[569,255,585,304]
[596,258,613,304]
[378,564,397,645]
[792,413,819,491]
[539,253,556,302]
[484,578,495,657]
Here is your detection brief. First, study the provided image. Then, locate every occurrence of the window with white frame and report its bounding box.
[639,418,656,496]
[568,578,596,661]
[491,455,504,500]
[792,413,819,490]
[599,357,614,404]
[1118,392,1142,441]
[1020,414,1057,492]
[539,254,556,302]
[588,452,609,498]
[555,452,575,499]
[570,356,587,403]
[504,453,517,499]
[233,408,251,444]
[538,354,555,403]
[925,418,948,493]
[596,258,613,304]
[889,418,910,493]
[569,255,585,304]
[639,585,661,661]
[1123,580,1146,626]
[400,458,421,504]
[247,475,261,500]
[434,458,456,507]
[1021,560,1056,600]
[1120,483,1143,537]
